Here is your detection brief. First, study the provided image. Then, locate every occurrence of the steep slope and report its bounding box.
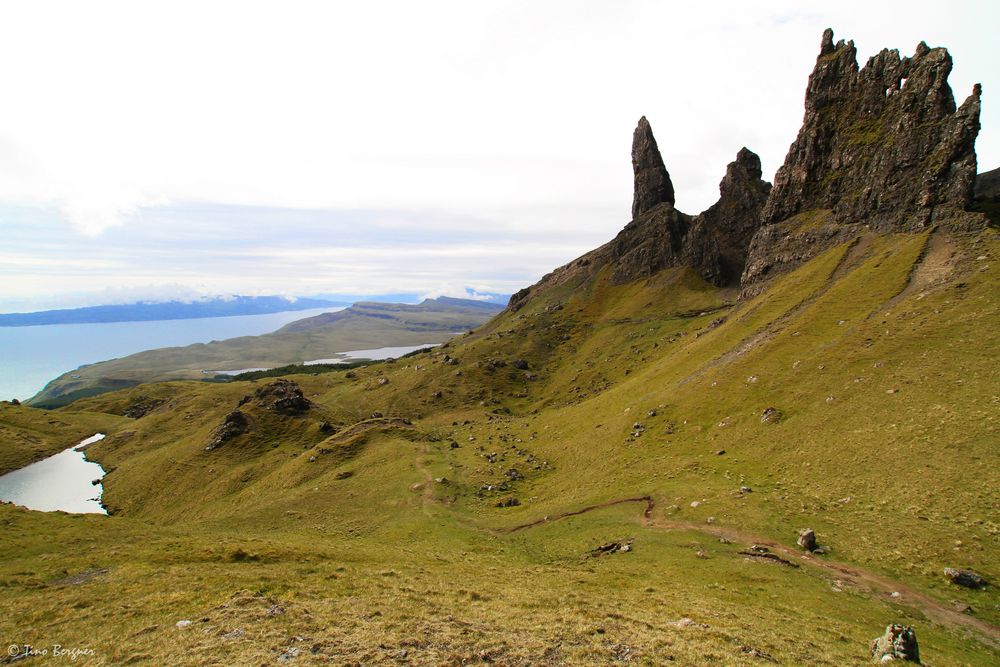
[29,297,501,408]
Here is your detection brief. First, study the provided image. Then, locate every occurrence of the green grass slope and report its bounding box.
[1,229,998,665]
[0,403,128,474]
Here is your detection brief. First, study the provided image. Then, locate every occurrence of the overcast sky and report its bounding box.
[1,1,997,312]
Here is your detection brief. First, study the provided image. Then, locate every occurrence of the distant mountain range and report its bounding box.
[0,292,511,327]
[0,296,345,327]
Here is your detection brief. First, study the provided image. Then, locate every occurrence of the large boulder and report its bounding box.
[870,624,920,663]
[943,567,988,589]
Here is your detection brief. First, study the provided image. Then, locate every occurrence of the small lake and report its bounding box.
[207,342,442,376]
[0,307,341,401]
[0,434,107,514]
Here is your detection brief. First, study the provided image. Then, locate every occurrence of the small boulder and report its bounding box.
[797,528,817,552]
[496,496,520,508]
[512,359,529,370]
[760,407,782,424]
[870,624,919,663]
[943,568,988,589]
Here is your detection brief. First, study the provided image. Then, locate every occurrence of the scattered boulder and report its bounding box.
[175,620,192,629]
[943,568,988,589]
[254,379,311,414]
[496,496,520,508]
[760,407,782,424]
[870,624,920,663]
[512,359,529,370]
[797,528,818,552]
[376,377,390,386]
[206,410,251,450]
[319,421,336,434]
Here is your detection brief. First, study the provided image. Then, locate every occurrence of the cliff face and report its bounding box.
[741,29,984,298]
[762,29,980,229]
[509,29,986,311]
[695,148,772,283]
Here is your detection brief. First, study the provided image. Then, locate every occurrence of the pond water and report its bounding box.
[206,342,441,376]
[0,434,107,514]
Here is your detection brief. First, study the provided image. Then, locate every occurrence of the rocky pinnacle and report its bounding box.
[762,28,982,230]
[631,116,675,218]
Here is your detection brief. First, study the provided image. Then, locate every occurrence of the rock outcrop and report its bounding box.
[510,30,985,311]
[870,624,920,663]
[741,29,984,298]
[206,410,252,451]
[253,379,311,415]
[763,28,980,229]
[695,148,772,282]
[508,122,771,311]
[632,116,675,218]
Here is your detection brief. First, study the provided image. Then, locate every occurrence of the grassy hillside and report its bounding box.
[2,227,997,664]
[0,403,128,474]
[28,297,501,409]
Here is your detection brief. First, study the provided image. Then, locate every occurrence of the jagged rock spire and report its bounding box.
[761,28,982,229]
[695,147,772,282]
[631,116,675,218]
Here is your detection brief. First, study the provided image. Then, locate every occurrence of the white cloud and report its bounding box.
[0,1,996,301]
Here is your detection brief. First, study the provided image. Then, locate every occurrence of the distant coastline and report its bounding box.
[0,295,345,327]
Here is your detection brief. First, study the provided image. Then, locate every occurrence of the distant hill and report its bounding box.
[0,295,346,327]
[28,296,503,407]
[279,296,505,334]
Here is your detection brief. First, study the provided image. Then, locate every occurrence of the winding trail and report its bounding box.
[500,495,1000,650]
